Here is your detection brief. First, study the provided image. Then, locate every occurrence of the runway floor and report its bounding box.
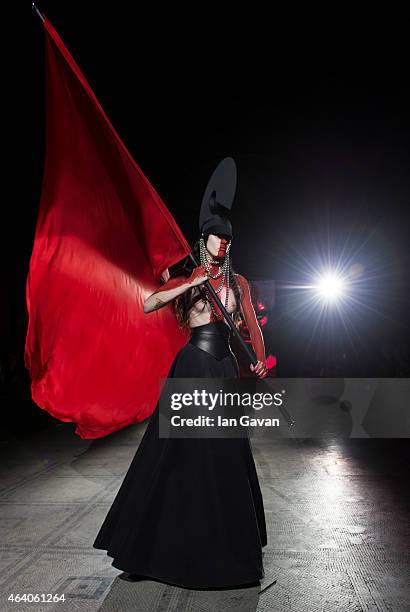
[0,420,409,611]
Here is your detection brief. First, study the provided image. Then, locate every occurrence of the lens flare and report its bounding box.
[315,273,345,302]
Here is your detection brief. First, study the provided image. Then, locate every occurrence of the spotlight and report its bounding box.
[314,273,345,302]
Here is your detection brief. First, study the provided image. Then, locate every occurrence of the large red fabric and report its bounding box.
[25,18,190,439]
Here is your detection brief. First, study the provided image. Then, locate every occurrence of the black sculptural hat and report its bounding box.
[199,157,237,239]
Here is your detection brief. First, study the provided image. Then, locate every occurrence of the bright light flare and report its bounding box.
[314,273,346,302]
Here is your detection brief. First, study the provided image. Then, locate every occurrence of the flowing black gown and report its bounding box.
[93,321,267,589]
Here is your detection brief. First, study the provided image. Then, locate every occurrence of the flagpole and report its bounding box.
[188,252,258,364]
[32,2,45,22]
[189,252,295,428]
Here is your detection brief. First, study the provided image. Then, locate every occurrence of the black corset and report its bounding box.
[188,321,233,360]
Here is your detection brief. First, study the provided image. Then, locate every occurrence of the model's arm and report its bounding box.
[235,273,268,378]
[143,266,209,313]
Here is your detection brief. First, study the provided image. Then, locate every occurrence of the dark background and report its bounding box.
[2,4,410,431]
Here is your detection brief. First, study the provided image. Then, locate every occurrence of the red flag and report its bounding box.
[25,18,191,439]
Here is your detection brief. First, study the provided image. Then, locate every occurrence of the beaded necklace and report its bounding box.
[199,237,232,318]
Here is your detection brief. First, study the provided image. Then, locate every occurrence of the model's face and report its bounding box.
[206,233,231,259]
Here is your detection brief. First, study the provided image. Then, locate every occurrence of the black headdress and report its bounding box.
[199,157,237,238]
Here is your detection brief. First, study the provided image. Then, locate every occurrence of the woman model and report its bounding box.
[93,162,268,589]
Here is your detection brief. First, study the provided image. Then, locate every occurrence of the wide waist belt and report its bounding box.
[188,322,233,360]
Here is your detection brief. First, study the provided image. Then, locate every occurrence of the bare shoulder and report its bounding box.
[234,273,249,287]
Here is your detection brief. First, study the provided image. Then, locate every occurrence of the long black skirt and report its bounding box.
[93,323,267,589]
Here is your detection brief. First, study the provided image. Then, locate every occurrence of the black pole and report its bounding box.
[32,2,45,22]
[189,252,258,365]
[189,252,295,428]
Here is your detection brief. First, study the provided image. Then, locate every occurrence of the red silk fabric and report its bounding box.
[25,18,190,438]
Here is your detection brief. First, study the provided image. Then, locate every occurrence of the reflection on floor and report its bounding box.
[0,421,409,611]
